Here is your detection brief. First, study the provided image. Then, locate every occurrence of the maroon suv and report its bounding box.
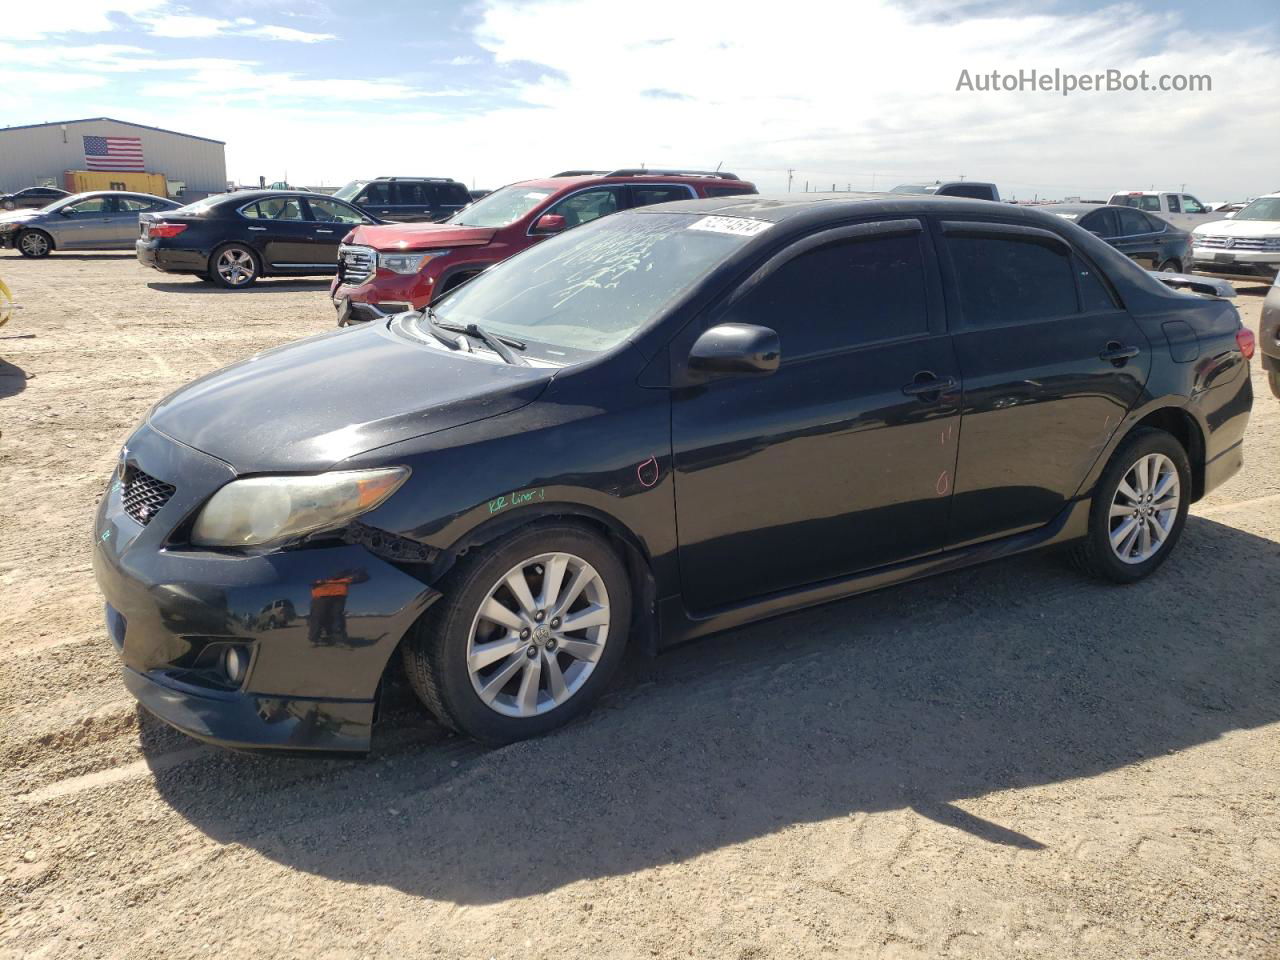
[330,168,756,323]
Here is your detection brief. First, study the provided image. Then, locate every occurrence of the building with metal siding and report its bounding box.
[0,117,226,197]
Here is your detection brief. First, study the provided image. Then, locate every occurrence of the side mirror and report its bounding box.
[532,213,566,234]
[688,323,780,381]
[59,207,75,216]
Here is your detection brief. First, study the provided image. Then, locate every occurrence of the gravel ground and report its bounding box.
[0,251,1277,960]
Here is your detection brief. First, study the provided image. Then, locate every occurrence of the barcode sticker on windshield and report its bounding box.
[687,216,773,237]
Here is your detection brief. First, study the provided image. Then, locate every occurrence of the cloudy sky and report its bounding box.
[4,0,1277,200]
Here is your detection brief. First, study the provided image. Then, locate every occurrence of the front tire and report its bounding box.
[1071,427,1191,583]
[17,230,52,258]
[209,244,260,288]
[403,523,631,744]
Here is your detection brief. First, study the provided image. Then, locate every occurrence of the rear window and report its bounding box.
[704,185,755,197]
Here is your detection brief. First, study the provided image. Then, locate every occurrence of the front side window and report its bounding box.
[64,197,109,214]
[356,183,391,206]
[1182,195,1206,214]
[726,232,930,358]
[947,233,1078,327]
[422,211,756,356]
[446,185,554,227]
[306,197,364,223]
[547,188,621,228]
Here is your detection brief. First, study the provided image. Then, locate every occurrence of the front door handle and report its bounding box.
[902,372,957,398]
[315,229,334,234]
[247,226,266,231]
[1100,342,1140,365]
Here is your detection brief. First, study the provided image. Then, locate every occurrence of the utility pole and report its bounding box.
[787,168,795,192]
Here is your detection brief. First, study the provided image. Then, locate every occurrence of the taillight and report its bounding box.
[1236,327,1255,359]
[148,222,188,239]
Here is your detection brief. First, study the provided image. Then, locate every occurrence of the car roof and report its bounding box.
[1037,203,1111,216]
[211,190,320,203]
[63,190,175,202]
[507,173,755,192]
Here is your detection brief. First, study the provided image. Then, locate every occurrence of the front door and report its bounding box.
[54,195,115,248]
[246,196,316,268]
[938,220,1151,547]
[303,197,367,265]
[671,220,960,612]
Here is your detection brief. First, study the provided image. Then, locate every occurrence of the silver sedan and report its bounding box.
[0,191,182,257]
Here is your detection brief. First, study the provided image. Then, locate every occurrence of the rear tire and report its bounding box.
[1070,427,1191,583]
[16,230,52,258]
[208,244,260,289]
[402,523,631,744]
[1157,259,1181,273]
[1268,370,1280,400]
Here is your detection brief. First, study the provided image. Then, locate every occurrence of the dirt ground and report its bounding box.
[0,251,1277,960]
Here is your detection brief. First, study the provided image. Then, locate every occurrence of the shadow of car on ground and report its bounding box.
[142,514,1280,905]
[146,279,334,295]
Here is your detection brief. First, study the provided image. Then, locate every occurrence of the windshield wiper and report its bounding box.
[428,311,528,364]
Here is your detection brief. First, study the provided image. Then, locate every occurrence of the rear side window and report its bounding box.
[436,183,471,205]
[116,197,152,212]
[1077,262,1118,312]
[393,182,427,205]
[1137,195,1161,212]
[1079,208,1119,237]
[728,232,930,358]
[630,185,694,207]
[946,233,1078,328]
[1115,207,1151,236]
[1166,195,1181,213]
[241,198,305,220]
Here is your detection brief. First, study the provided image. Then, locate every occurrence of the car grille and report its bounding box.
[338,244,375,285]
[1195,235,1280,251]
[122,465,176,526]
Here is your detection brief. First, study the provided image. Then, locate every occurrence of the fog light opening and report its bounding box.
[222,645,250,686]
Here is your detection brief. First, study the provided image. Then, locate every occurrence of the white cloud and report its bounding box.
[143,14,236,38]
[242,24,335,43]
[4,0,167,40]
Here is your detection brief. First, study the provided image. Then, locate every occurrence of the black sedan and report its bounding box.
[95,193,1253,751]
[1,186,69,210]
[135,190,379,288]
[1046,203,1193,272]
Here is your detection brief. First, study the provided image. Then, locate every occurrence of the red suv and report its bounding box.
[331,168,756,323]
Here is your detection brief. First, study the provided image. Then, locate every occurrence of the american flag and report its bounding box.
[83,135,145,171]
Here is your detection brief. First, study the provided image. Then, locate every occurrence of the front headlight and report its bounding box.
[191,467,408,548]
[0,223,20,233]
[378,250,449,275]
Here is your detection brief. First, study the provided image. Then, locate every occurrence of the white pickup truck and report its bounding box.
[1108,190,1220,231]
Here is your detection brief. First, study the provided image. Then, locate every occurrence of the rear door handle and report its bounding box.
[1100,342,1140,364]
[247,226,266,231]
[902,373,957,397]
[315,229,334,234]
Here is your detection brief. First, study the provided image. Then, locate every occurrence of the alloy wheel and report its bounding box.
[19,232,49,256]
[466,551,610,718]
[215,247,256,286]
[1108,452,1180,564]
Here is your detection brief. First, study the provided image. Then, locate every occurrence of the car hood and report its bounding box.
[345,221,497,251]
[0,209,40,225]
[1193,218,1280,238]
[147,322,554,474]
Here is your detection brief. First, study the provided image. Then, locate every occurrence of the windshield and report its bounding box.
[446,184,554,227]
[333,180,369,202]
[418,211,763,357]
[39,192,95,213]
[1232,197,1280,222]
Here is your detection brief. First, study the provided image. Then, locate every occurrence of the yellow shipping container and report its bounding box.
[62,170,168,198]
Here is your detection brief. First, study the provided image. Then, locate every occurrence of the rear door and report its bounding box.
[671,219,960,610]
[938,220,1150,547]
[1112,207,1161,267]
[106,197,154,246]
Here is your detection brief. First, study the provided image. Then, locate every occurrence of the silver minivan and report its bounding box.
[0,191,181,257]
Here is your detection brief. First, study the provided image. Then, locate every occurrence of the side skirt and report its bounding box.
[656,497,1092,650]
